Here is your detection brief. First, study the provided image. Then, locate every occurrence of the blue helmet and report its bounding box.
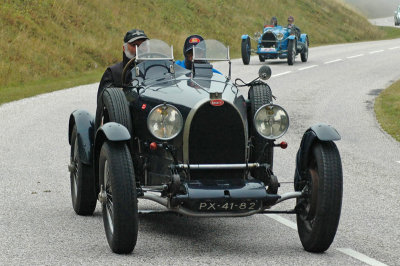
[183,34,204,56]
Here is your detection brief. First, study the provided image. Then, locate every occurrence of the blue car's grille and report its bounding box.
[188,102,246,181]
[262,32,276,48]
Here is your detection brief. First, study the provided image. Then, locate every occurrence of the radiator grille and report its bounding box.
[188,102,246,180]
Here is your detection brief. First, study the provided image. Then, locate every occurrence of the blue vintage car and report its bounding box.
[241,24,309,65]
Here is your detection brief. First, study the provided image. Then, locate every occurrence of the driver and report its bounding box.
[95,29,148,131]
[97,29,149,100]
[175,34,221,74]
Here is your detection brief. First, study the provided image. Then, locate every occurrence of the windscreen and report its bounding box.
[193,40,229,61]
[137,39,173,60]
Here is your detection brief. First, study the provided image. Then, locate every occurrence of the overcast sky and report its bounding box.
[343,0,400,18]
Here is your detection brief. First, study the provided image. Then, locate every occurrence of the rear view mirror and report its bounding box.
[258,65,271,80]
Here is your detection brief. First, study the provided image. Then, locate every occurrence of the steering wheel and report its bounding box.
[121,56,137,86]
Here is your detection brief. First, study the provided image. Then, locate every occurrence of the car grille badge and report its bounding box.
[210,92,224,106]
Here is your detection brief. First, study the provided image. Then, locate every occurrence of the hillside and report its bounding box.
[0,0,398,103]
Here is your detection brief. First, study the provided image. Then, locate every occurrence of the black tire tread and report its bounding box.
[249,84,274,168]
[287,39,295,65]
[297,141,343,253]
[70,126,97,215]
[100,142,138,254]
[301,37,309,62]
[102,87,132,133]
[241,38,251,65]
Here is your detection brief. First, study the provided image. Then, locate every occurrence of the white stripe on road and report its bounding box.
[336,248,388,266]
[369,50,384,54]
[396,161,400,164]
[264,214,297,230]
[389,46,400,50]
[265,214,387,265]
[298,65,318,71]
[347,54,364,59]
[272,71,292,78]
[324,59,343,64]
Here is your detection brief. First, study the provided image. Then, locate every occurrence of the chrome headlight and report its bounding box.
[254,104,289,139]
[276,33,284,41]
[147,104,183,140]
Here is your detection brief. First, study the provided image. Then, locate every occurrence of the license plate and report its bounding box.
[260,48,276,52]
[197,200,260,212]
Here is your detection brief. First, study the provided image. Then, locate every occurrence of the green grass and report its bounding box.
[378,26,400,39]
[0,69,103,104]
[1,0,400,105]
[375,80,400,142]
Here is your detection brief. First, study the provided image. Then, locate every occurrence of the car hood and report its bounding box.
[139,72,241,110]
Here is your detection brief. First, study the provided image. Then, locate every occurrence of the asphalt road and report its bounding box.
[1,36,400,265]
[369,16,398,27]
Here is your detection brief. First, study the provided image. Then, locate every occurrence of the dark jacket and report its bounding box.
[97,53,131,100]
[95,53,131,131]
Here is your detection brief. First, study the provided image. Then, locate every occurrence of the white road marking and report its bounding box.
[264,214,297,230]
[336,248,388,266]
[324,59,343,64]
[396,161,400,164]
[271,71,292,78]
[298,65,318,71]
[347,54,364,59]
[369,50,384,54]
[389,46,400,50]
[265,214,387,265]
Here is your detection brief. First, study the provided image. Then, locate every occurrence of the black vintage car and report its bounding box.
[68,39,343,254]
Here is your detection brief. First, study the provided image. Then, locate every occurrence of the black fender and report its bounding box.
[93,122,131,190]
[295,123,340,189]
[68,110,95,165]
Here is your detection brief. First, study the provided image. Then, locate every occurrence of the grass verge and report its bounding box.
[375,80,400,142]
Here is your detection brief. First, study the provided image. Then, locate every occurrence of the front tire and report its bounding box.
[241,37,251,65]
[248,84,274,184]
[287,39,296,65]
[259,55,265,62]
[99,141,138,254]
[70,126,97,215]
[296,141,343,253]
[301,38,309,62]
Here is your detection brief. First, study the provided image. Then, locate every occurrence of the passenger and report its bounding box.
[287,16,301,39]
[175,34,222,74]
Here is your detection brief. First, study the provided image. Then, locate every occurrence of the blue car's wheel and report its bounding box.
[259,55,265,62]
[301,37,309,62]
[241,37,251,65]
[287,39,296,65]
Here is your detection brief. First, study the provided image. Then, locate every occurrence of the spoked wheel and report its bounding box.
[69,125,96,215]
[241,37,251,65]
[296,141,343,253]
[287,39,296,65]
[99,141,138,254]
